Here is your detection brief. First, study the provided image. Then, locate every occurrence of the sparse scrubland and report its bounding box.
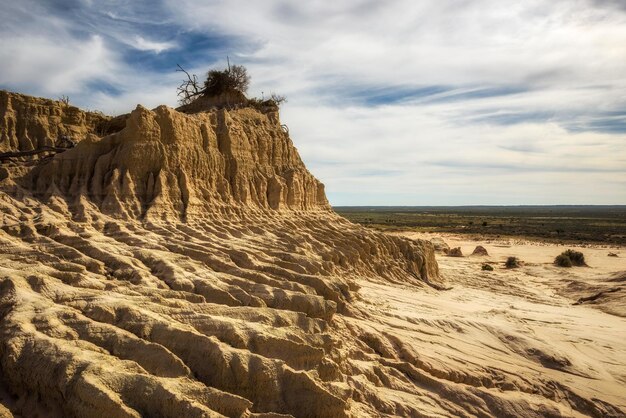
[336,206,626,245]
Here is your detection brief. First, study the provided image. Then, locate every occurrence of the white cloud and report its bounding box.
[166,0,626,92]
[290,104,625,205]
[0,0,121,97]
[0,34,116,96]
[0,0,624,204]
[163,0,626,204]
[131,36,177,53]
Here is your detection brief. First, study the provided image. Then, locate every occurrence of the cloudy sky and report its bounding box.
[1,0,625,205]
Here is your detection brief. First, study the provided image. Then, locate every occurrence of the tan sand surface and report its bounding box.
[374,231,626,415]
[0,92,624,417]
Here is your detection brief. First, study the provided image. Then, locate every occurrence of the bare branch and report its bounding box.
[269,93,287,105]
[176,64,205,105]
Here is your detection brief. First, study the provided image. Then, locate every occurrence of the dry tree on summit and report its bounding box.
[176,62,286,110]
[176,63,250,105]
[176,64,202,105]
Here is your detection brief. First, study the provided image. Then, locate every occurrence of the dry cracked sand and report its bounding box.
[0,91,624,417]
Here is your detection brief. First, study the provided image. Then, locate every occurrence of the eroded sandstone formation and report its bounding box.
[0,92,620,418]
[0,91,111,153]
[25,104,329,217]
[0,92,447,418]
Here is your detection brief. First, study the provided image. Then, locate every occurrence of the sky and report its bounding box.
[1,0,625,205]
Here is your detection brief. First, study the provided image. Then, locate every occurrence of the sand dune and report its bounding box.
[0,92,624,417]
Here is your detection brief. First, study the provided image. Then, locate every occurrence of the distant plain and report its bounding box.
[335,206,626,245]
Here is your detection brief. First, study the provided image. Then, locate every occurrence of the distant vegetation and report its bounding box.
[505,257,520,268]
[335,206,626,245]
[555,249,587,267]
[554,254,572,267]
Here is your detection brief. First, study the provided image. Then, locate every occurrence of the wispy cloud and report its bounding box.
[0,0,624,204]
[131,36,177,53]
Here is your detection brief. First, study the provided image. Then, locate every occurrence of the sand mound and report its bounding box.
[562,270,626,317]
[471,245,489,256]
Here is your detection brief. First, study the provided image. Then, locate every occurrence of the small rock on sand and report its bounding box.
[431,237,450,253]
[472,245,489,256]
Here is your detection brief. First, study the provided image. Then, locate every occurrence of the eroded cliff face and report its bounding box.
[23,104,329,219]
[6,92,620,418]
[0,93,449,418]
[0,91,110,153]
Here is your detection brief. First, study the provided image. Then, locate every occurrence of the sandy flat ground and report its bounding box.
[354,231,626,415]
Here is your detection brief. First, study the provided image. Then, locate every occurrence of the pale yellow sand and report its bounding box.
[364,231,626,415]
[0,91,624,417]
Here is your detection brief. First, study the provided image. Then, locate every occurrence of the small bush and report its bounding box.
[554,249,586,267]
[554,254,573,267]
[177,63,282,107]
[564,249,586,266]
[608,252,618,257]
[482,264,494,271]
[505,256,520,269]
[247,93,287,111]
[204,65,250,96]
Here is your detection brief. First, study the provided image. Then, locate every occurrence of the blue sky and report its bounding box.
[1,0,625,205]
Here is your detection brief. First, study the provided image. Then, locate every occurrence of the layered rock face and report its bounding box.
[0,91,110,153]
[24,104,329,218]
[2,93,618,418]
[0,92,446,418]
